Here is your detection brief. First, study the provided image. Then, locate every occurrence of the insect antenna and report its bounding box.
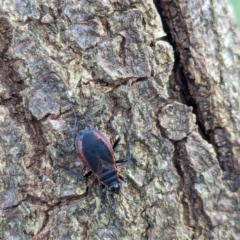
[120,189,138,204]
[100,191,137,238]
[100,194,117,239]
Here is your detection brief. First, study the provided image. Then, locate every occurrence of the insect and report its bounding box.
[58,110,132,199]
[75,126,131,197]
[58,112,135,238]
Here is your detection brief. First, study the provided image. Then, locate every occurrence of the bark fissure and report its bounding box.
[175,140,214,238]
[154,0,240,193]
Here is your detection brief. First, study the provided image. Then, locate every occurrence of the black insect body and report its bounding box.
[75,127,131,197]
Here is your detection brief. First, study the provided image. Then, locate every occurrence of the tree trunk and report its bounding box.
[1,0,240,239]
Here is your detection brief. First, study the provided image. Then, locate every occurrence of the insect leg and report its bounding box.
[115,141,131,164]
[119,175,128,183]
[75,171,92,184]
[112,136,121,150]
[84,170,93,179]
[57,165,92,181]
[103,118,121,150]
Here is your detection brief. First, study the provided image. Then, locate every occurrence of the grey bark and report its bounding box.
[0,0,240,239]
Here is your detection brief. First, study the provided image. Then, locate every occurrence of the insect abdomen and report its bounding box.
[99,166,119,186]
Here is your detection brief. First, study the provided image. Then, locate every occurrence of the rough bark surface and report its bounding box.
[0,0,239,239]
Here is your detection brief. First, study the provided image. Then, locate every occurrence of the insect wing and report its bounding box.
[92,129,115,163]
[77,129,115,174]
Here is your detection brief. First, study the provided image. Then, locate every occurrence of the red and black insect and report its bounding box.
[58,110,131,199]
[75,126,131,197]
[58,111,134,237]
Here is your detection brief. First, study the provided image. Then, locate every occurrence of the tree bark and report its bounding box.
[0,0,240,239]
